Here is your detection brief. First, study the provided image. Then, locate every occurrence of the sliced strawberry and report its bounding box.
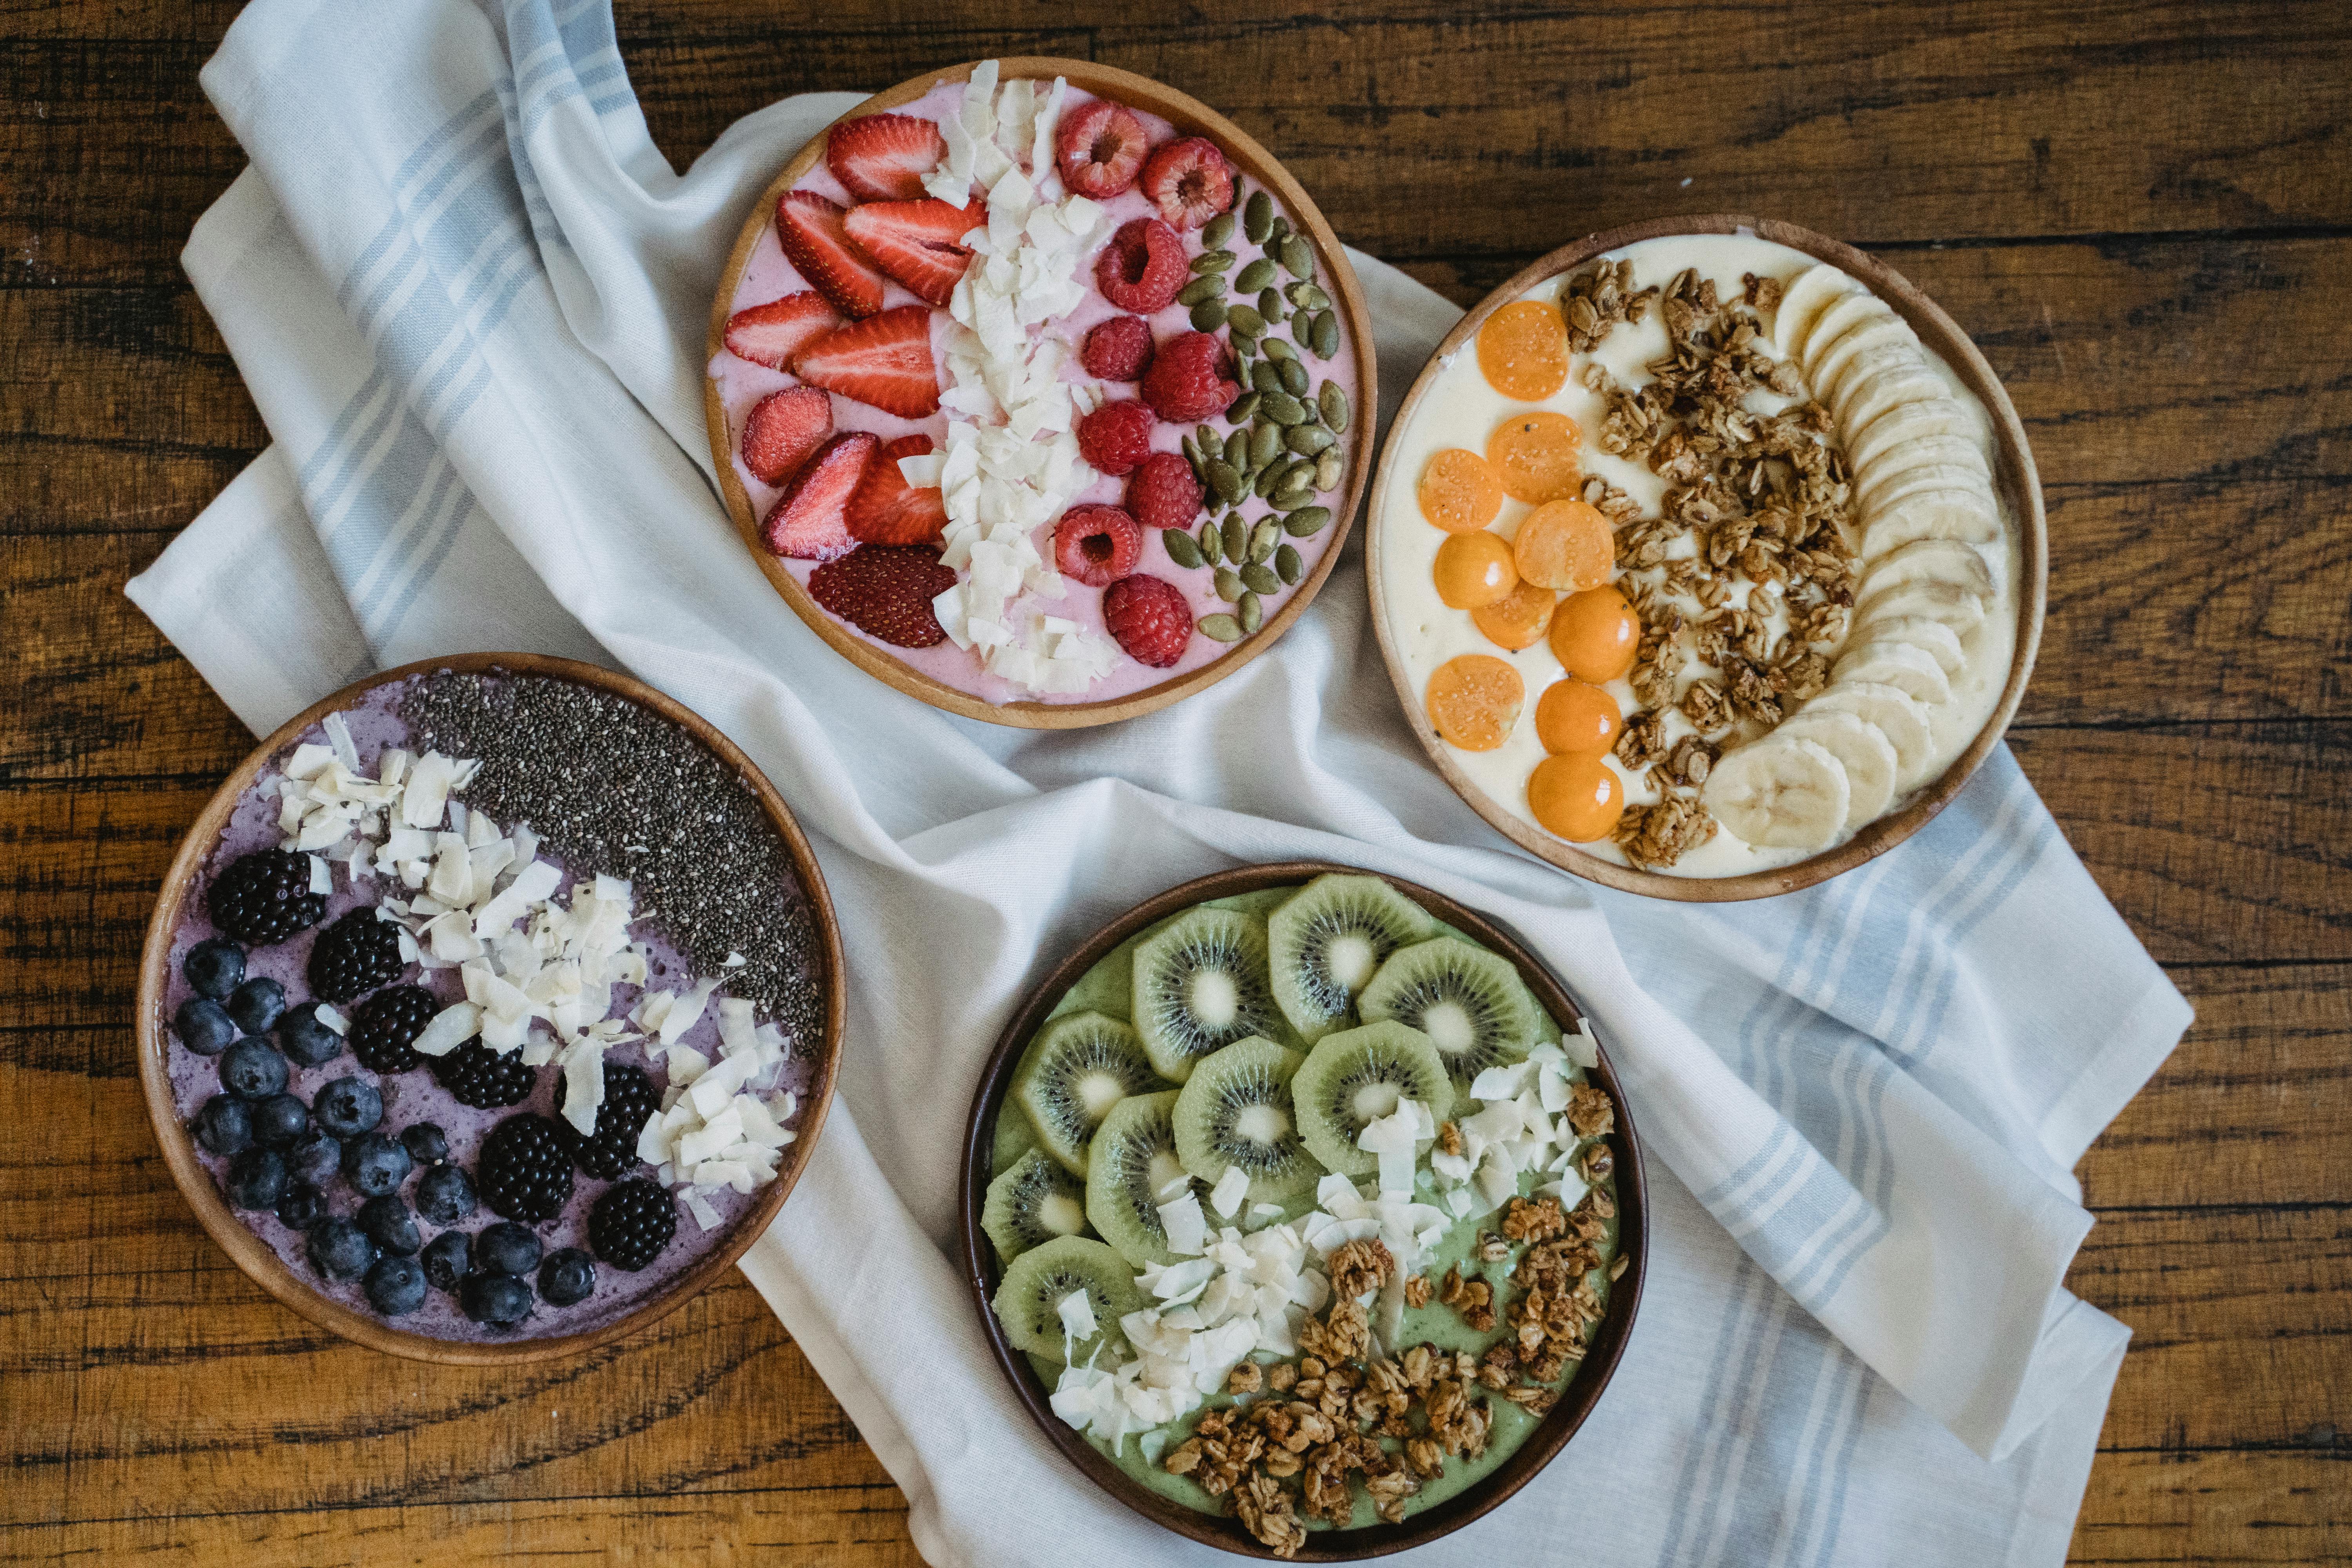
[845,434,949,545]
[1055,100,1148,198]
[776,190,887,319]
[724,292,842,371]
[762,432,874,561]
[809,544,958,648]
[842,198,986,307]
[741,386,835,486]
[793,306,941,419]
[826,114,948,203]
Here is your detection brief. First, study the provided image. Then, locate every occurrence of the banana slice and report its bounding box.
[1855,580,1986,640]
[1833,638,1952,705]
[1814,319,1918,406]
[1835,363,1951,434]
[1848,399,1982,478]
[1775,710,1899,829]
[1775,265,1861,358]
[1704,734,1852,849]
[1861,614,1967,677]
[1858,460,1994,518]
[1806,681,1938,789]
[1866,488,2002,554]
[1802,294,1893,381]
[1855,436,1991,509]
[1861,538,1994,603]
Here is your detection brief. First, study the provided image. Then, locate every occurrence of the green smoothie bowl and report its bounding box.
[956,862,1648,1559]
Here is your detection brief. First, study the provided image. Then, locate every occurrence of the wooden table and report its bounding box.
[5,2,2345,1562]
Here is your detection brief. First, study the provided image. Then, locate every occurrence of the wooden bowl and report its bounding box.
[135,652,847,1364]
[956,861,1649,1559]
[703,57,1377,730]
[1365,215,2049,902]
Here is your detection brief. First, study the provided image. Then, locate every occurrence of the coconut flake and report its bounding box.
[1208,1165,1251,1220]
[412,1001,482,1058]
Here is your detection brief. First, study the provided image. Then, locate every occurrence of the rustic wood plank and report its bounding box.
[2071,1449,2352,1565]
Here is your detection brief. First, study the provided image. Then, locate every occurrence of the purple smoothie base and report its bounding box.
[708,74,1364,707]
[161,675,815,1343]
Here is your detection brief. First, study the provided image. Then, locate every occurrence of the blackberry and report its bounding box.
[343,1132,413,1198]
[278,1006,345,1067]
[276,1180,328,1230]
[225,976,287,1035]
[460,1271,533,1328]
[358,1194,421,1257]
[473,1221,542,1277]
[174,997,238,1057]
[477,1115,574,1222]
[416,1164,477,1226]
[208,850,326,946]
[538,1248,596,1307]
[312,1075,384,1138]
[555,1063,659,1178]
[400,1122,450,1165]
[589,1178,677,1272]
[431,1041,536,1109]
[421,1230,473,1292]
[307,909,406,1003]
[308,1216,376,1281]
[220,1038,289,1101]
[225,1148,289,1210]
[194,1094,252,1157]
[249,1092,310,1149]
[183,938,246,999]
[349,985,435,1072]
[365,1254,428,1316]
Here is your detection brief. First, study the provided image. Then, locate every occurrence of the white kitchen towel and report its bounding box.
[128,2,2191,1563]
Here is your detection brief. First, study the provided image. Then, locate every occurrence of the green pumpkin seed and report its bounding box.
[1253,460,1284,499]
[1206,459,1243,504]
[1249,519,1280,563]
[1200,612,1244,643]
[1282,505,1332,537]
[1198,519,1222,565]
[1278,235,1314,281]
[1197,424,1221,454]
[1190,298,1229,332]
[1285,281,1331,314]
[1285,423,1335,457]
[1222,512,1247,562]
[1181,435,1204,475]
[1235,258,1277,293]
[1243,191,1274,244]
[1214,567,1244,603]
[1227,390,1261,426]
[1249,421,1284,469]
[1259,389,1307,426]
[1203,212,1235,249]
[1192,249,1236,275]
[1259,287,1287,325]
[1222,430,1250,470]
[1260,335,1296,363]
[1270,485,1314,515]
[1248,361,1279,396]
[1318,383,1350,432]
[1176,275,1223,308]
[1241,562,1279,596]
[1266,214,1291,247]
[1285,456,1321,490]
[1239,591,1264,633]
[1163,528,1203,569]
[1226,304,1266,340]
[1276,543,1303,584]
[1310,309,1339,360]
[1277,356,1310,398]
[1315,451,1343,491]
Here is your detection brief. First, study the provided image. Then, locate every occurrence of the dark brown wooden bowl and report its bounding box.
[704,57,1377,730]
[134,652,847,1364]
[1365,214,2049,901]
[957,861,1648,1559]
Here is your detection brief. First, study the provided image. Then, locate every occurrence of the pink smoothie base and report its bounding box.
[159,679,813,1343]
[707,74,1362,708]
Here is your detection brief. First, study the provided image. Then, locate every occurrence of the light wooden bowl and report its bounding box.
[1365,215,2049,902]
[135,653,847,1364]
[957,862,1649,1559]
[703,57,1377,730]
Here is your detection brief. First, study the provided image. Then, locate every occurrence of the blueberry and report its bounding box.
[342,1133,413,1198]
[401,1122,450,1165]
[472,1221,542,1278]
[358,1194,422,1256]
[278,1006,344,1067]
[416,1164,478,1227]
[224,1147,289,1210]
[538,1247,596,1307]
[183,939,247,1000]
[276,1180,328,1230]
[220,1037,289,1100]
[459,1271,534,1328]
[174,997,239,1056]
[192,1094,253,1157]
[224,976,288,1035]
[365,1254,428,1316]
[421,1230,474,1292]
[284,1127,343,1185]
[312,1075,383,1138]
[308,1215,377,1280]
[250,1092,310,1149]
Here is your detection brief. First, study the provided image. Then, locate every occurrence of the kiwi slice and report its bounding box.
[1132,907,1289,1082]
[1358,936,1539,1090]
[991,1104,1040,1172]
[1013,1012,1167,1176]
[1172,1035,1326,1205]
[982,1148,1093,1265]
[1085,1091,1191,1267]
[1293,1020,1456,1177]
[992,1235,1146,1366]
[1267,874,1437,1043]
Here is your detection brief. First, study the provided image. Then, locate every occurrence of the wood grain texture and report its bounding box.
[4,0,2347,1562]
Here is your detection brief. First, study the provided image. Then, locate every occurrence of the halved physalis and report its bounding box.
[1514,497,1613,591]
[1549,584,1640,682]
[1426,655,1524,752]
[1534,679,1621,755]
[1476,300,1570,402]
[1471,580,1556,651]
[1487,412,1583,503]
[1433,531,1518,608]
[1417,448,1505,534]
[1528,753,1624,842]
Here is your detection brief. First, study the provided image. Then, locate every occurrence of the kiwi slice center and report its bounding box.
[1076,1069,1132,1120]
[1325,934,1379,991]
[1145,1149,1187,1198]
[1350,1081,1403,1123]
[1421,1000,1476,1056]
[1234,1103,1292,1147]
[1188,969,1241,1029]
[1037,1191,1087,1234]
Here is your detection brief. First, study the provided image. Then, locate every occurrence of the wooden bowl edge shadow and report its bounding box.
[955,861,1650,1560]
[134,651,849,1366]
[701,56,1378,732]
[1361,213,2047,904]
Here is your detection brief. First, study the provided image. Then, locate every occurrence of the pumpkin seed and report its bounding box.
[1221,513,1247,563]
[1227,390,1261,426]
[1235,258,1277,294]
[1315,451,1343,491]
[1176,275,1223,308]
[1284,456,1321,490]
[1192,249,1236,275]
[1214,567,1244,603]
[1200,612,1243,642]
[1198,519,1222,565]
[1163,528,1203,569]
[1249,421,1284,469]
[1190,298,1229,332]
[1318,383,1350,432]
[1206,459,1243,504]
[1197,425,1221,454]
[1259,388,1307,426]
[1223,430,1250,470]
[1276,543,1303,584]
[1249,518,1280,563]
[1285,281,1331,314]
[1181,435,1204,475]
[1241,562,1279,596]
[1249,361,1281,396]
[1270,483,1314,514]
[1243,191,1273,244]
[1266,214,1291,247]
[1278,235,1314,281]
[1239,591,1264,633]
[1252,460,1284,499]
[1231,351,1254,388]
[1226,303,1266,339]
[1203,212,1235,249]
[1277,356,1310,397]
[1282,505,1332,537]
[1285,422,1335,457]
[1309,309,1339,360]
[1260,335,1296,363]
[1259,288,1286,325]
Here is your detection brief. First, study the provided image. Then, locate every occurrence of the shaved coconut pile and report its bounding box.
[1423,1040,1599,1220]
[635,993,798,1230]
[916,61,1121,696]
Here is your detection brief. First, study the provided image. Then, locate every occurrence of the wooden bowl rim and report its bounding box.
[134,652,849,1365]
[1363,214,2049,902]
[702,56,1378,731]
[955,861,1650,1559]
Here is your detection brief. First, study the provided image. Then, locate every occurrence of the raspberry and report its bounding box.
[1055,99,1149,198]
[1076,400,1155,476]
[808,544,958,648]
[1094,217,1186,314]
[1082,315,1155,382]
[1124,452,1205,534]
[1102,573,1194,669]
[1141,332,1240,423]
[1140,138,1236,231]
[1054,505,1143,588]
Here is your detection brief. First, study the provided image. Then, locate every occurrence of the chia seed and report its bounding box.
[400,672,823,1042]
